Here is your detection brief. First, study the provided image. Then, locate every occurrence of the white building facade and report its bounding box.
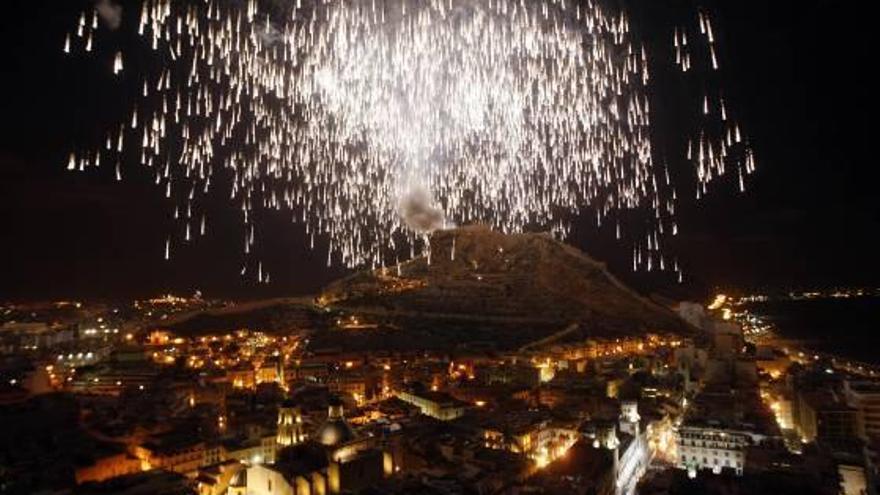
[676,426,759,476]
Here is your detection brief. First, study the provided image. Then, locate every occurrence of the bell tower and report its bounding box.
[277,400,305,446]
[619,400,640,436]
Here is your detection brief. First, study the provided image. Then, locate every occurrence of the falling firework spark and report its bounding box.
[65,0,754,283]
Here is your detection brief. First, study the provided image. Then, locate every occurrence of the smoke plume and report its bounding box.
[96,0,122,31]
[398,187,447,234]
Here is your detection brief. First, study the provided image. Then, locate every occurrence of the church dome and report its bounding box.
[317,396,355,446]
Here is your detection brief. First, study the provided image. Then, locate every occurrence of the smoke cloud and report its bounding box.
[95,0,122,31]
[398,187,447,234]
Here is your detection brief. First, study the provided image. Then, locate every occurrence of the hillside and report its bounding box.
[318,225,689,344]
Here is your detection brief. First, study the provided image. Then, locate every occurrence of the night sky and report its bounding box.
[0,0,875,301]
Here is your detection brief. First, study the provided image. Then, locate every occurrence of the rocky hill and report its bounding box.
[318,225,690,342]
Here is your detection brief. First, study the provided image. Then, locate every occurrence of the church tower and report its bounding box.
[276,400,305,447]
[619,400,641,437]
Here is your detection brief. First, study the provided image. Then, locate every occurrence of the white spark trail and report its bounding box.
[65,0,754,282]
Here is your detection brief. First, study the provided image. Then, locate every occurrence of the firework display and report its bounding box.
[64,0,754,283]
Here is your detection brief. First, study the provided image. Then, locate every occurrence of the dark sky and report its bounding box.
[0,0,876,301]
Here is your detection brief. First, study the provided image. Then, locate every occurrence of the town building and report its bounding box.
[396,389,467,421]
[843,380,880,441]
[795,388,863,443]
[244,397,388,494]
[677,424,752,476]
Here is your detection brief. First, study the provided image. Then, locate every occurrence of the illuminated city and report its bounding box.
[0,1,876,495]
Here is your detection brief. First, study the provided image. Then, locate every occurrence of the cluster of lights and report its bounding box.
[57,351,96,361]
[710,293,880,378]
